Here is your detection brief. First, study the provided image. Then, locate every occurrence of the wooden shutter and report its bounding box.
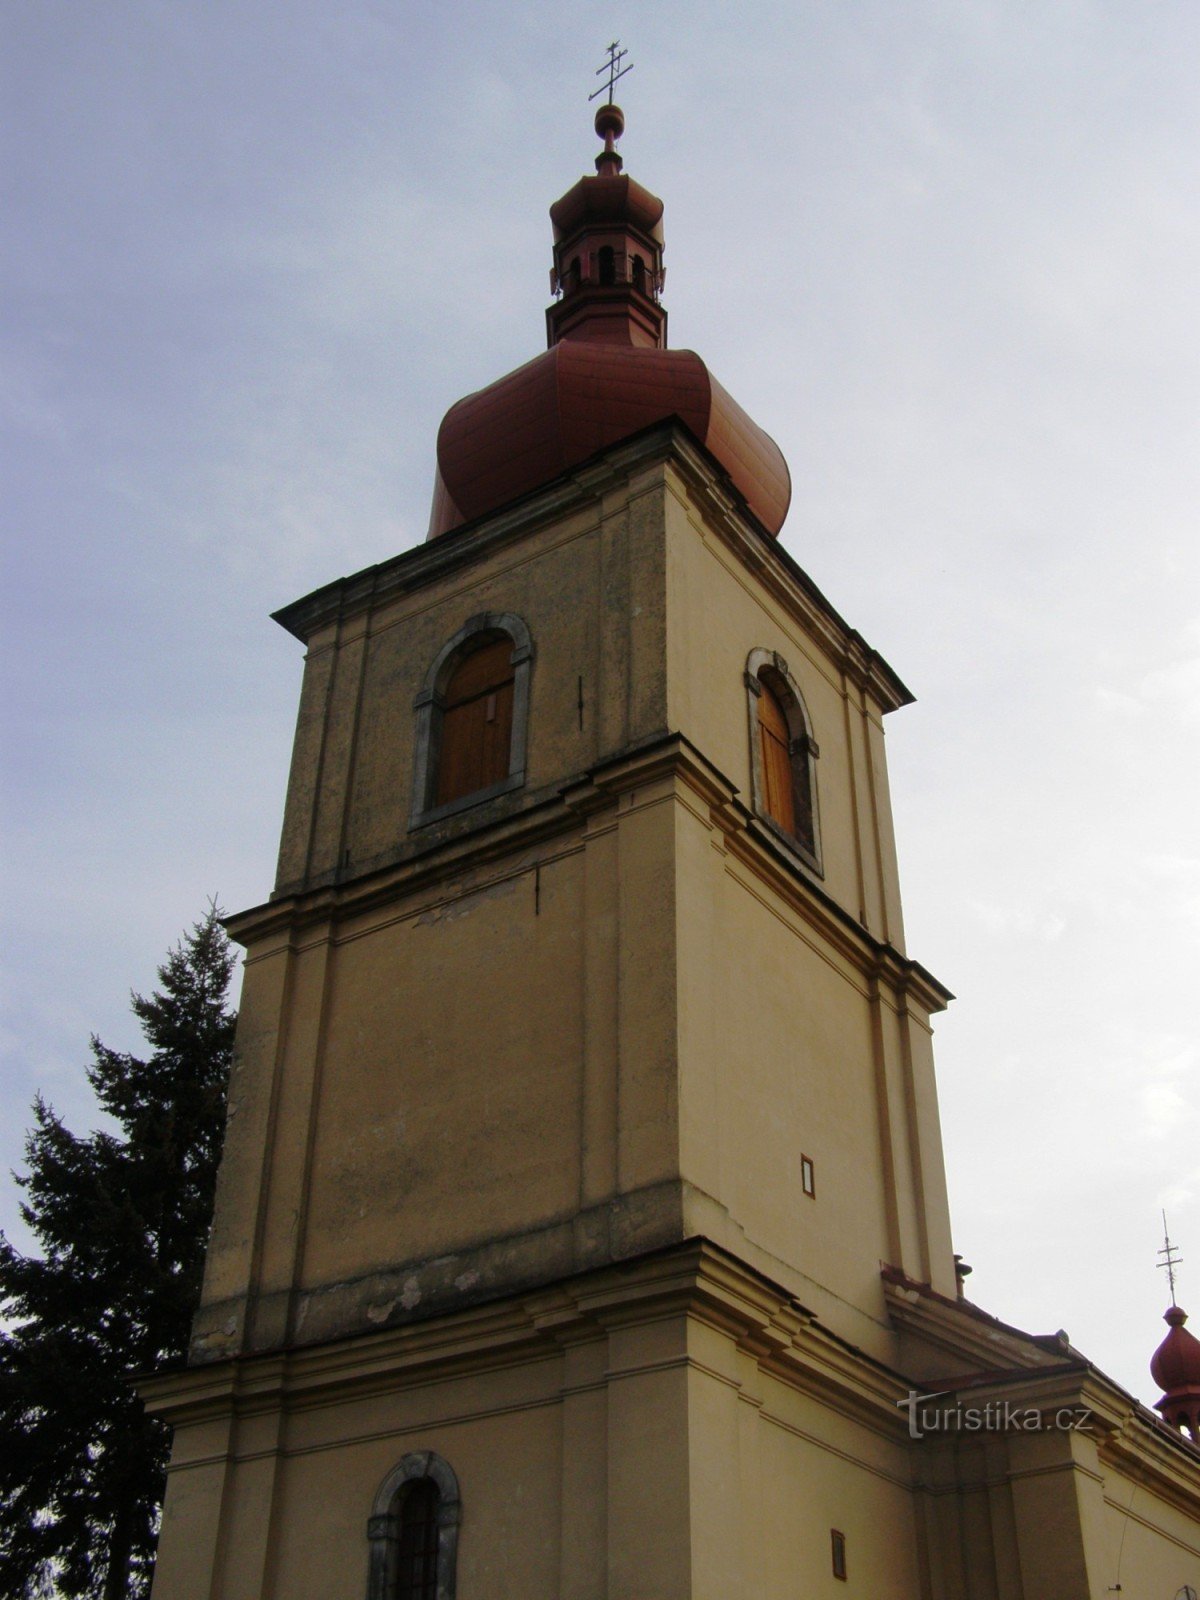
[435,637,516,806]
[757,680,796,835]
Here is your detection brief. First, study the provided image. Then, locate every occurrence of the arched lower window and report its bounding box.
[367,1452,460,1600]
[745,648,822,873]
[597,245,616,285]
[410,612,533,828]
[393,1479,439,1600]
[631,254,646,294]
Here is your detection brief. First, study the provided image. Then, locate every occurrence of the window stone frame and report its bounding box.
[744,646,823,877]
[409,612,533,829]
[366,1450,461,1600]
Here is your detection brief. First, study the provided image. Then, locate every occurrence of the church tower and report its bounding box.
[146,99,1200,1600]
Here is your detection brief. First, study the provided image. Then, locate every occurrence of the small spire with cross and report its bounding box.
[1159,1211,1183,1307]
[589,40,633,106]
[588,44,631,177]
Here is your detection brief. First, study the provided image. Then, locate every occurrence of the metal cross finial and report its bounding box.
[1159,1211,1183,1306]
[589,40,632,105]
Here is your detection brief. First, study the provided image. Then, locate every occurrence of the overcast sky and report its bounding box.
[2,0,1198,1407]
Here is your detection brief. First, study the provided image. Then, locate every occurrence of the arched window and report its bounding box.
[745,648,821,873]
[436,635,514,807]
[597,245,616,285]
[631,254,646,294]
[410,613,533,828]
[367,1452,460,1600]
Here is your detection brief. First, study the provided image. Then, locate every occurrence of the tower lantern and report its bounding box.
[428,104,790,541]
[546,104,667,350]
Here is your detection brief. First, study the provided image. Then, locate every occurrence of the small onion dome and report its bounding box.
[549,172,666,246]
[427,342,792,540]
[1151,1305,1200,1440]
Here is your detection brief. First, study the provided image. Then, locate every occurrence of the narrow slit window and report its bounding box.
[801,1155,815,1198]
[831,1529,847,1581]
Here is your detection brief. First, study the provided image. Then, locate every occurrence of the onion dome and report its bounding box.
[427,106,791,541]
[1151,1305,1200,1440]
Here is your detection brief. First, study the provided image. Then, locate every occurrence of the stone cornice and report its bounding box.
[1098,1392,1200,1518]
[269,421,913,715]
[146,1239,918,1448]
[224,731,951,1014]
[884,1267,1200,1507]
[147,1235,1200,1513]
[884,1270,1071,1374]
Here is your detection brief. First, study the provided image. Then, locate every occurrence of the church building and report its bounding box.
[145,99,1200,1600]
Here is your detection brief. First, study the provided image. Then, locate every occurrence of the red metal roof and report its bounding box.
[428,342,791,539]
[1152,1305,1200,1394]
[427,109,791,541]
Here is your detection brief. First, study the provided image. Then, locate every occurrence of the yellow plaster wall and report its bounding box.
[153,1306,700,1600]
[157,1288,936,1600]
[301,856,585,1284]
[673,781,955,1331]
[161,1243,1200,1600]
[660,469,957,1312]
[684,1310,926,1600]
[199,454,960,1362]
[661,471,904,949]
[1095,1486,1200,1594]
[275,467,671,895]
[195,780,685,1359]
[913,1414,1200,1600]
[675,810,891,1325]
[1083,1433,1200,1597]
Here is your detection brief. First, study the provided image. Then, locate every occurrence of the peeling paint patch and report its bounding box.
[366,1299,396,1325]
[191,1319,237,1355]
[400,1275,421,1310]
[454,1270,480,1292]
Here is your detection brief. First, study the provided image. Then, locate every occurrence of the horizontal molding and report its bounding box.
[270,422,912,714]
[226,731,951,1014]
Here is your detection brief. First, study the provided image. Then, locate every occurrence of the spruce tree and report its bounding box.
[0,909,236,1600]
